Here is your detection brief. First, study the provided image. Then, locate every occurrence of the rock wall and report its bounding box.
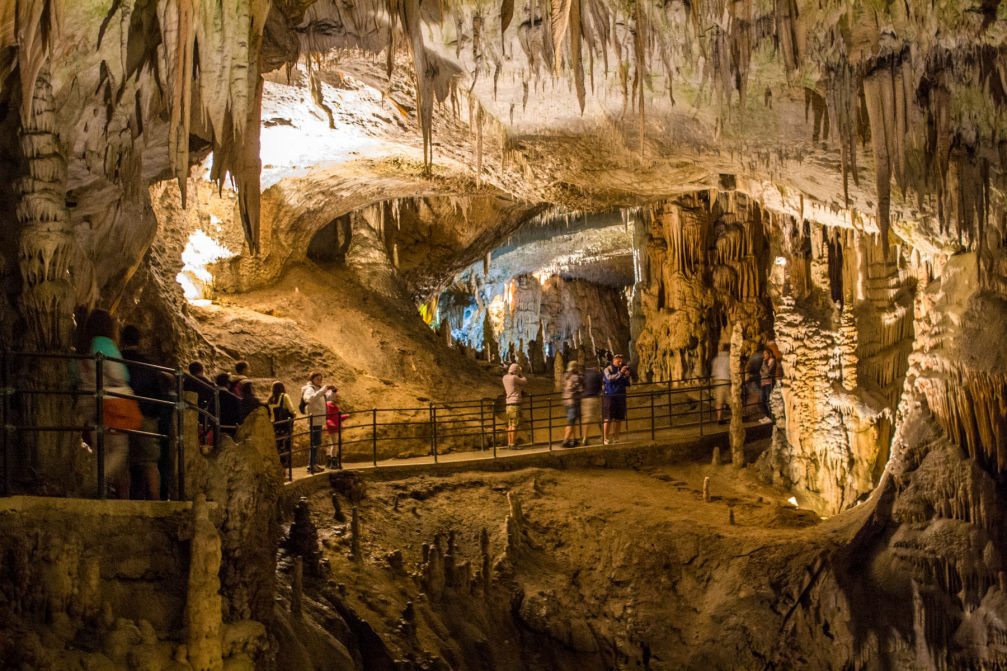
[0,495,268,670]
[763,250,1007,669]
[633,191,771,381]
[0,402,282,670]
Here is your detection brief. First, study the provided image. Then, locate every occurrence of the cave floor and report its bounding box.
[285,437,865,670]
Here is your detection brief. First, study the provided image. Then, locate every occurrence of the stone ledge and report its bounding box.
[281,424,772,502]
[0,495,208,517]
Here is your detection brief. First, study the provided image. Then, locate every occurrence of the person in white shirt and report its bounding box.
[502,363,527,447]
[301,372,333,473]
[711,344,732,424]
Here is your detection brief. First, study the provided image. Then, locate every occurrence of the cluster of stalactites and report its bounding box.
[0,0,270,252]
[921,370,1007,477]
[815,16,1006,265]
[655,190,770,305]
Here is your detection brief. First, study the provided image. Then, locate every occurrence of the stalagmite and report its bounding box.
[350,505,361,562]
[291,557,303,619]
[186,495,223,671]
[730,323,745,468]
[703,476,710,502]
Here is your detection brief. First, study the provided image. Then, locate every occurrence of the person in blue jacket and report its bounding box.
[602,354,632,445]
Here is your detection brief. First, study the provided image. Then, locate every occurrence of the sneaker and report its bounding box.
[603,439,610,446]
[572,439,580,446]
[561,441,575,449]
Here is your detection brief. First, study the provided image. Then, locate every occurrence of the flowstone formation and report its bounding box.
[632,191,772,382]
[439,210,634,363]
[763,224,914,514]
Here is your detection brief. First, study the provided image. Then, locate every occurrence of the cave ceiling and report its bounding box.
[0,0,1004,308]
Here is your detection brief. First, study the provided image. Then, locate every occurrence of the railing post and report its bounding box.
[371,408,378,467]
[1,350,10,496]
[336,416,343,469]
[175,370,186,501]
[430,403,438,464]
[667,379,673,428]
[213,386,221,451]
[547,396,553,451]
[94,352,106,499]
[288,418,294,481]
[528,393,535,446]
[699,383,705,437]
[491,405,497,459]
[479,398,486,451]
[650,388,656,441]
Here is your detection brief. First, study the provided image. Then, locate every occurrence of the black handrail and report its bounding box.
[1,349,766,493]
[0,350,223,500]
[273,374,766,480]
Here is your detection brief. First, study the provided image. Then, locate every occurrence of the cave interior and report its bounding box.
[1,0,1007,669]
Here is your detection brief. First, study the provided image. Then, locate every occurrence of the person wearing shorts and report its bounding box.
[561,361,584,447]
[602,354,632,445]
[711,343,731,424]
[502,363,527,447]
[580,365,603,445]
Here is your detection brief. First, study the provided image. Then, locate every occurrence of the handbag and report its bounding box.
[103,397,143,432]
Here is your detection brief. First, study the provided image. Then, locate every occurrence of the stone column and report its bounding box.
[15,62,86,491]
[729,323,745,467]
[16,66,76,351]
[186,494,223,671]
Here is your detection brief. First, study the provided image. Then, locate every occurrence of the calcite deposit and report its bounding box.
[1,0,1007,669]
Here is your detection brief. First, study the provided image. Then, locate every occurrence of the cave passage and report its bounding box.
[431,209,635,371]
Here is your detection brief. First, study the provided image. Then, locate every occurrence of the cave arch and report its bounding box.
[307,214,353,265]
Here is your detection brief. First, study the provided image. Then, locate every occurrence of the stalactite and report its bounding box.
[825,58,860,207]
[863,68,893,258]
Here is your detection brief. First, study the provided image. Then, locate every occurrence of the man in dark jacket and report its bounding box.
[183,361,215,446]
[215,373,242,439]
[602,354,632,445]
[120,325,164,499]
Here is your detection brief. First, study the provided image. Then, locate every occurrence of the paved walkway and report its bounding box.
[284,418,768,484]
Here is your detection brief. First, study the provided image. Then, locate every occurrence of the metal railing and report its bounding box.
[1,350,765,493]
[1,350,220,499]
[274,375,763,480]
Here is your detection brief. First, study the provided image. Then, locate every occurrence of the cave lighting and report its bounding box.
[775,256,787,266]
[176,226,236,306]
[787,496,799,507]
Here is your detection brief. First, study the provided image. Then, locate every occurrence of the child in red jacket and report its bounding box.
[325,390,350,468]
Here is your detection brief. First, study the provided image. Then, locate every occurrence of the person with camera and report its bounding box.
[300,372,335,473]
[602,354,632,445]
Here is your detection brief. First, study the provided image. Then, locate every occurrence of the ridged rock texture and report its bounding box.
[633,191,771,382]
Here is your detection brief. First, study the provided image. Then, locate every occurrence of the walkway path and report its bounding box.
[284,418,771,485]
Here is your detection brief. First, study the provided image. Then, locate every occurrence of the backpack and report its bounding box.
[270,394,294,423]
[298,396,308,414]
[563,372,583,401]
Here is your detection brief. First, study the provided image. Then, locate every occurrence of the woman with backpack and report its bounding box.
[267,381,296,466]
